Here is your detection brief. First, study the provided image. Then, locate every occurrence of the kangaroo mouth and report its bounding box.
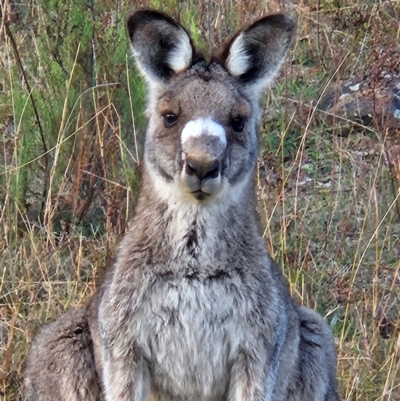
[180,167,222,201]
[191,189,211,201]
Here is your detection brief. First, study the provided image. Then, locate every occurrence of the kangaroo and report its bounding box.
[24,9,340,401]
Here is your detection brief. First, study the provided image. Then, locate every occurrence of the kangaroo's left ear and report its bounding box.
[222,14,295,97]
[127,10,194,87]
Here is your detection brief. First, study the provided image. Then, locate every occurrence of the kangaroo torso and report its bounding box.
[91,183,296,401]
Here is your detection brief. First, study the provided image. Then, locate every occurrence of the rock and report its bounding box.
[317,74,400,134]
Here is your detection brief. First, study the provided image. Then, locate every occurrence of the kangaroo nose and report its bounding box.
[185,156,220,181]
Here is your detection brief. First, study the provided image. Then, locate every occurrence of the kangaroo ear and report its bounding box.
[127,10,194,85]
[222,14,295,97]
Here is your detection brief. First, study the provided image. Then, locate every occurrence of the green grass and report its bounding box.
[1,0,400,400]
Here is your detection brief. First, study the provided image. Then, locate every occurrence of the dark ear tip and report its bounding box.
[280,14,296,33]
[126,9,181,40]
[250,13,296,34]
[126,10,159,39]
[278,13,296,26]
[126,12,139,39]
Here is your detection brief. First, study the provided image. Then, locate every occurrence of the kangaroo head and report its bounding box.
[127,10,295,205]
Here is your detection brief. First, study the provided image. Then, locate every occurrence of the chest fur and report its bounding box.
[103,208,277,399]
[130,273,256,399]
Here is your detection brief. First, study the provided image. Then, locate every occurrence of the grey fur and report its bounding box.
[24,308,102,401]
[24,10,340,401]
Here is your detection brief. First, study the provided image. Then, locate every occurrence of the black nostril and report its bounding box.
[185,162,197,176]
[203,161,220,180]
[185,157,220,181]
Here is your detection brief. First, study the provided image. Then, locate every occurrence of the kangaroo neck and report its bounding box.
[122,169,264,268]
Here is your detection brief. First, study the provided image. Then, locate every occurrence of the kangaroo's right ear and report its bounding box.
[127,10,194,86]
[221,14,295,99]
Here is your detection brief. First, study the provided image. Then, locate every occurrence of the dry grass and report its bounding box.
[1,0,400,400]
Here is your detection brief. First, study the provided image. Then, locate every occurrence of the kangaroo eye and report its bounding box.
[163,113,178,128]
[231,116,244,132]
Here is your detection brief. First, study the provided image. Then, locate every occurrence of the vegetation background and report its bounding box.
[1,0,400,399]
